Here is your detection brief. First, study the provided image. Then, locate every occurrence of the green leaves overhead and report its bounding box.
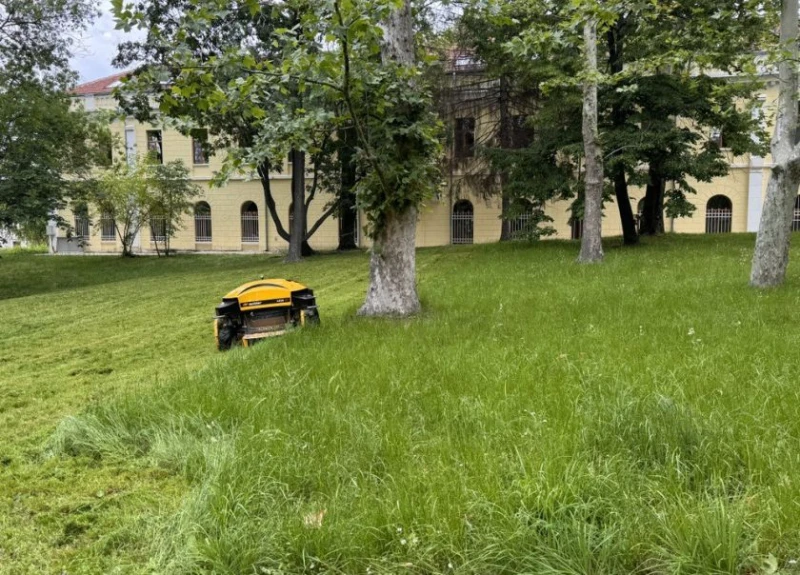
[113,0,442,238]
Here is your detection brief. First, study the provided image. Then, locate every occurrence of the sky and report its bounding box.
[69,0,140,84]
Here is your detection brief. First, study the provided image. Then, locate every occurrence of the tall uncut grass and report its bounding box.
[46,236,800,574]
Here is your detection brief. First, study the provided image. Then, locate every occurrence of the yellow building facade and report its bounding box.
[54,73,787,255]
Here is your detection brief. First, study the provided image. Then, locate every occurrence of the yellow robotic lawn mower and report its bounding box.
[214,278,320,350]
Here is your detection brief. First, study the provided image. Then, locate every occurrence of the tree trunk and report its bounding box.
[358,207,420,316]
[578,19,604,264]
[607,22,638,246]
[499,75,513,241]
[258,161,290,252]
[751,0,800,288]
[338,126,358,251]
[640,163,665,235]
[286,149,306,263]
[359,0,421,316]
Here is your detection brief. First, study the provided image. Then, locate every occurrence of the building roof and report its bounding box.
[71,72,128,96]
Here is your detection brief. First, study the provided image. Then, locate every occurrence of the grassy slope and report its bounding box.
[3,236,800,573]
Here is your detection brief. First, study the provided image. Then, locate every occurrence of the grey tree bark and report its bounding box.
[358,0,421,316]
[578,19,604,264]
[751,0,800,288]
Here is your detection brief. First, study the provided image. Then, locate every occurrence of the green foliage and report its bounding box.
[0,85,113,232]
[146,161,201,256]
[113,0,443,239]
[0,0,98,90]
[470,0,773,228]
[89,157,200,257]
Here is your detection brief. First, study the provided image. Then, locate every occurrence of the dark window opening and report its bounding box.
[146,130,163,163]
[454,117,476,159]
[452,199,474,244]
[192,130,208,165]
[705,195,732,234]
[510,115,534,149]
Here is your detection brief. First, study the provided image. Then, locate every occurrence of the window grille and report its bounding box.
[793,196,800,232]
[509,214,532,238]
[100,213,115,241]
[241,203,259,243]
[74,216,90,240]
[452,200,474,244]
[150,216,168,242]
[194,202,212,242]
[705,195,732,234]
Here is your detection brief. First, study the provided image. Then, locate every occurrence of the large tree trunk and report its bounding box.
[640,162,665,235]
[359,0,421,316]
[578,20,604,264]
[359,207,420,316]
[286,149,306,263]
[751,0,800,288]
[607,22,638,246]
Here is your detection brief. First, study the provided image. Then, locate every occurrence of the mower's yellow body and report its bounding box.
[214,279,319,350]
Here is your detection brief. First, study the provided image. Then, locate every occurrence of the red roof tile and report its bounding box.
[70,72,128,96]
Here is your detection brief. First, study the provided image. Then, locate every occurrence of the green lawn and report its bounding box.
[3,236,800,574]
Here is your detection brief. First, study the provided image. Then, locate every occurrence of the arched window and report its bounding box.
[241,201,259,243]
[452,200,474,244]
[195,202,212,243]
[705,195,732,234]
[100,211,115,241]
[793,196,800,232]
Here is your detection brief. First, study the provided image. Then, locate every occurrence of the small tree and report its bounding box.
[90,158,152,257]
[147,160,200,257]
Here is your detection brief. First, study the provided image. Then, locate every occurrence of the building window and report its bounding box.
[194,202,212,242]
[451,199,474,244]
[146,130,163,163]
[192,131,208,165]
[710,127,726,149]
[705,195,732,233]
[454,117,476,159]
[339,211,360,247]
[125,127,136,166]
[571,217,584,240]
[100,211,115,241]
[510,115,534,149]
[74,205,90,240]
[636,198,645,232]
[241,202,259,243]
[793,196,800,232]
[150,216,168,242]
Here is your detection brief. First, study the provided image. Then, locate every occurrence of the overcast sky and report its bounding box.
[70,0,140,83]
